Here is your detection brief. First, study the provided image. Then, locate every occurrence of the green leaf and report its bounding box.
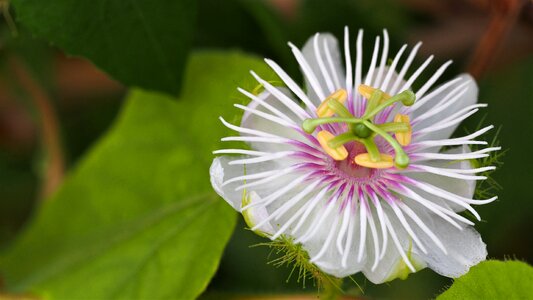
[11,0,196,95]
[438,260,533,300]
[0,51,274,299]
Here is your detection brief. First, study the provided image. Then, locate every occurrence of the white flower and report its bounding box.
[210,28,500,283]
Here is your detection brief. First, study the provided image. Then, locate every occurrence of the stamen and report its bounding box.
[394,114,412,146]
[317,130,349,160]
[316,89,348,117]
[354,153,394,169]
[301,84,416,169]
[358,84,391,102]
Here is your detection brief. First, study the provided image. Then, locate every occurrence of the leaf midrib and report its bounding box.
[107,198,214,298]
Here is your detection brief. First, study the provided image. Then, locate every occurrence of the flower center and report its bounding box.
[303,85,415,169]
[325,141,386,184]
[336,142,373,178]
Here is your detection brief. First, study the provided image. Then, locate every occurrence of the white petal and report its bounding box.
[413,207,487,278]
[390,42,422,95]
[412,74,478,142]
[362,205,426,284]
[275,186,367,278]
[364,66,407,95]
[210,156,242,210]
[301,33,344,103]
[304,204,367,278]
[240,89,306,152]
[209,156,293,211]
[406,145,476,212]
[242,191,276,236]
[362,233,426,284]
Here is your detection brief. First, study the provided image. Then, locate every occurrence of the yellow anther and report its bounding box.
[354,153,394,169]
[316,89,348,117]
[394,114,412,146]
[358,84,391,102]
[317,130,348,161]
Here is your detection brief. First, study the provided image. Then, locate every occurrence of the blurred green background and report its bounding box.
[0,0,531,299]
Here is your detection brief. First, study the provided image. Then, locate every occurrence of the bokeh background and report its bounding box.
[0,0,532,299]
